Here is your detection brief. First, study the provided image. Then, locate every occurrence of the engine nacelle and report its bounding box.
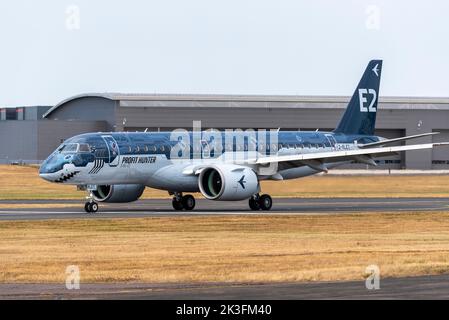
[92,184,145,203]
[198,165,259,201]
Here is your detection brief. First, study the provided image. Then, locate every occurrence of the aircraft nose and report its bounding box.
[39,163,59,182]
[39,172,56,182]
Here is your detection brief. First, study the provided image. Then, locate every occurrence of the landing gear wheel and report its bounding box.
[84,201,99,213]
[249,197,261,210]
[90,202,99,213]
[182,195,195,211]
[172,199,184,211]
[259,194,272,211]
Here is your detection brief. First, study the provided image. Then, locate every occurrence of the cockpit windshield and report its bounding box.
[40,142,94,174]
[58,143,91,153]
[59,143,78,153]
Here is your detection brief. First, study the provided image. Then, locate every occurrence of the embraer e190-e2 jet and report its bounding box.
[40,60,448,213]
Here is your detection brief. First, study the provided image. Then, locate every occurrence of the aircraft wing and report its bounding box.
[250,143,449,170]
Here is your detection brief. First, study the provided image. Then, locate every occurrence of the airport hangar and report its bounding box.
[1,93,449,170]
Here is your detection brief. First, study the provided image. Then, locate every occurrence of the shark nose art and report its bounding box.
[54,170,81,183]
[39,170,80,183]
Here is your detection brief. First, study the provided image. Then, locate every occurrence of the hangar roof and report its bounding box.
[43,93,449,119]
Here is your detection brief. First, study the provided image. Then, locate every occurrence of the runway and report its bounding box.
[2,275,449,299]
[0,197,448,220]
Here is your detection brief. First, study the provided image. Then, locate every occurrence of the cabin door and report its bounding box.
[102,135,120,167]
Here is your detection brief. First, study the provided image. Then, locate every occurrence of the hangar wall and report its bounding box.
[0,121,38,163]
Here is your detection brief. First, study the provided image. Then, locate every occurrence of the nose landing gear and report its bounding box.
[84,191,99,213]
[249,193,272,211]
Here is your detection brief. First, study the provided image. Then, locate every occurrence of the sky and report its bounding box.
[1,0,449,106]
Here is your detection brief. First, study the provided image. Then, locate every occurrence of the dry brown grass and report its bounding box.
[0,165,170,200]
[1,165,449,200]
[2,212,449,283]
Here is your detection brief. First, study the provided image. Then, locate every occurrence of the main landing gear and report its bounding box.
[172,193,196,211]
[84,191,99,213]
[249,193,273,211]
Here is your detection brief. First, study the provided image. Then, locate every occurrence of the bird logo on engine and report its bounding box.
[238,175,247,189]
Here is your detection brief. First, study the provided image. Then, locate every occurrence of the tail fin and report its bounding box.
[334,60,383,136]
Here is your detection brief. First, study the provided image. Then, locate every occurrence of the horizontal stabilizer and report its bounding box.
[359,132,439,148]
[353,155,377,166]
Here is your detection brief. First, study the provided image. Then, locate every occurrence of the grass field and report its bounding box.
[1,165,449,200]
[2,212,449,283]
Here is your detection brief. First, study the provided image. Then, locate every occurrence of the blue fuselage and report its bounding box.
[39,130,381,191]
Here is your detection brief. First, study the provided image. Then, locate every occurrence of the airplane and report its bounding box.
[39,60,448,213]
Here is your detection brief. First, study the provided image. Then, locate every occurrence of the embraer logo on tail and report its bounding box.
[238,175,247,189]
[372,64,380,77]
[358,89,377,113]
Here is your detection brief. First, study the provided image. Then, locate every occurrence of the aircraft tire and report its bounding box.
[259,194,272,211]
[249,198,261,210]
[85,202,98,213]
[182,195,195,210]
[90,202,99,213]
[172,199,184,210]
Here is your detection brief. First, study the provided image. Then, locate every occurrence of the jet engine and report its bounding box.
[92,184,145,203]
[198,165,259,201]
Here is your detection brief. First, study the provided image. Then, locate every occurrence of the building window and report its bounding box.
[432,160,449,165]
[5,108,16,120]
